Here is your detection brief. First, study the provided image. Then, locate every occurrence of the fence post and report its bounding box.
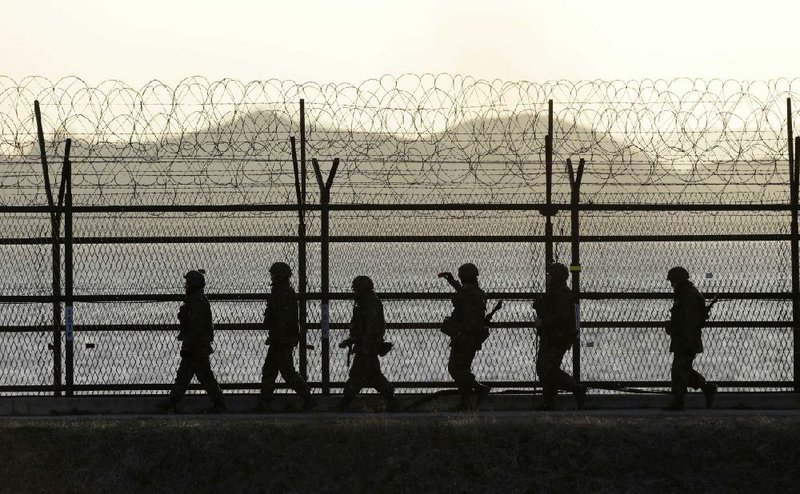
[296,99,309,381]
[566,158,585,383]
[788,98,798,392]
[63,139,74,396]
[793,134,799,392]
[536,101,556,394]
[290,137,308,381]
[34,101,62,396]
[312,157,339,395]
[792,141,799,392]
[544,100,555,267]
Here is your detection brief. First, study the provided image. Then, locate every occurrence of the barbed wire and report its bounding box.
[0,74,798,206]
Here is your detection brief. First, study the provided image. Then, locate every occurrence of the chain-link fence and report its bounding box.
[0,75,798,395]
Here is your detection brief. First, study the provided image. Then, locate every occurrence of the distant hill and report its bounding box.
[0,105,787,207]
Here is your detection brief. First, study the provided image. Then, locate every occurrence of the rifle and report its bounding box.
[665,295,720,335]
[338,338,392,365]
[704,295,719,321]
[338,337,355,367]
[532,297,543,335]
[475,300,504,345]
[378,341,393,357]
[485,300,503,323]
[265,336,315,351]
[441,300,503,339]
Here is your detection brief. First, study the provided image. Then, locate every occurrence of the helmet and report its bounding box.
[269,261,292,279]
[667,266,690,283]
[547,262,569,284]
[457,263,479,281]
[352,275,374,293]
[184,269,206,289]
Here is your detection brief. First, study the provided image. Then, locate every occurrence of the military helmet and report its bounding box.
[184,269,206,289]
[667,266,690,282]
[269,261,292,279]
[352,275,374,293]
[547,262,569,283]
[457,263,479,281]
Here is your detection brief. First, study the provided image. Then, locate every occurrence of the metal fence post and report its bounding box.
[298,100,309,381]
[63,139,74,396]
[291,135,309,381]
[535,102,556,394]
[544,100,555,267]
[794,134,799,392]
[567,158,585,382]
[791,129,799,392]
[312,157,339,395]
[788,98,799,392]
[34,101,62,396]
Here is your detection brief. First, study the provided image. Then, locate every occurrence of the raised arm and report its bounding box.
[438,271,462,291]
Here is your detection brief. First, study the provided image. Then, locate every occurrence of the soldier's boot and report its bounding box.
[157,398,181,414]
[536,386,556,411]
[256,395,273,413]
[473,382,491,409]
[301,394,317,412]
[452,394,475,412]
[202,398,227,414]
[573,384,588,409]
[384,395,403,413]
[702,383,718,408]
[287,376,316,412]
[536,401,555,411]
[291,379,317,412]
[663,394,685,411]
[331,396,353,413]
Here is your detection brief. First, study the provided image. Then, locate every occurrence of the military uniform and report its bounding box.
[535,281,584,408]
[341,292,395,402]
[667,280,708,395]
[663,267,717,410]
[167,289,225,410]
[261,279,312,404]
[446,280,489,401]
[533,263,586,410]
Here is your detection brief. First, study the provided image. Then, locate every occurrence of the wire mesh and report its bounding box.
[0,76,797,395]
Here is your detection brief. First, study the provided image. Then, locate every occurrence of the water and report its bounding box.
[0,239,794,394]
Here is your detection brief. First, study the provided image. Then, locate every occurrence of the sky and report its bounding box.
[3,0,799,87]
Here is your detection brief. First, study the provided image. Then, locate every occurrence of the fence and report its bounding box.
[0,76,798,395]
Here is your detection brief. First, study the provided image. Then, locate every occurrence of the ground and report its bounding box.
[1,411,798,493]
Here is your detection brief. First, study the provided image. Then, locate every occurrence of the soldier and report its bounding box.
[258,262,315,412]
[333,275,400,412]
[161,269,226,414]
[439,263,491,411]
[534,262,586,410]
[664,266,717,411]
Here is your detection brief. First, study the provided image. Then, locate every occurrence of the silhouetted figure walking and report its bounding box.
[534,263,586,410]
[664,266,717,411]
[258,262,315,412]
[333,276,400,412]
[440,263,491,411]
[161,270,226,414]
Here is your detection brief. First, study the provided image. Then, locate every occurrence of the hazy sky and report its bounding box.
[3,0,799,86]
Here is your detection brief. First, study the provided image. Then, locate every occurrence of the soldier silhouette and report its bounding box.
[333,275,400,412]
[534,262,586,410]
[663,266,717,411]
[439,263,492,411]
[161,269,226,414]
[258,262,315,412]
